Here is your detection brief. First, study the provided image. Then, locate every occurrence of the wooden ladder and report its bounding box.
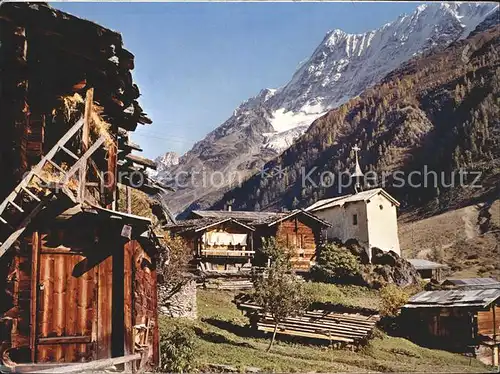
[0,116,106,258]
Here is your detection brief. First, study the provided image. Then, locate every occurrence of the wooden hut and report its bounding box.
[185,209,330,272]
[441,278,500,290]
[406,259,448,281]
[401,289,500,366]
[0,3,164,371]
[0,201,160,371]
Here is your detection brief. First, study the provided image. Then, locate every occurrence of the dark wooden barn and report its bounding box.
[0,2,165,372]
[441,278,500,290]
[406,259,448,282]
[401,289,500,367]
[0,201,161,371]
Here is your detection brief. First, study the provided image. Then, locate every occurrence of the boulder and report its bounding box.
[320,238,421,289]
[371,248,398,267]
[344,238,370,264]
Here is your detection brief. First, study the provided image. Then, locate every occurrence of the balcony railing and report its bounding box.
[200,249,255,257]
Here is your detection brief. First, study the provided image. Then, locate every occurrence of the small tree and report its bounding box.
[253,238,310,352]
[311,242,360,282]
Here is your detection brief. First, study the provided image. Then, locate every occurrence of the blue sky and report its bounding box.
[53,2,421,159]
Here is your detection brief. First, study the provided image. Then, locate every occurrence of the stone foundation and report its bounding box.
[158,279,197,319]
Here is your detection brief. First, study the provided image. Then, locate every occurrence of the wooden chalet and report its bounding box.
[401,289,500,366]
[165,218,256,274]
[180,209,330,272]
[0,3,164,372]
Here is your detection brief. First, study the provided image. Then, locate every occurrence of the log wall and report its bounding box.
[0,2,152,202]
[0,237,32,364]
[0,224,159,368]
[131,240,159,369]
[275,217,318,271]
[478,304,499,337]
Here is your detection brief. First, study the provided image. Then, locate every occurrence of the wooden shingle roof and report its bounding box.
[164,217,255,234]
[189,209,330,227]
[441,277,500,289]
[403,289,500,309]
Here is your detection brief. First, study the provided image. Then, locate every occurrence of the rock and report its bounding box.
[158,279,197,319]
[344,238,370,264]
[371,248,398,267]
[317,239,421,289]
[246,367,261,373]
[360,250,421,289]
[208,364,239,373]
[425,278,441,290]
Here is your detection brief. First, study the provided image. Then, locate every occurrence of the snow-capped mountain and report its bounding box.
[149,152,179,179]
[156,2,498,215]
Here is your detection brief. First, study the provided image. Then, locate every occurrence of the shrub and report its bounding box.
[158,235,192,301]
[311,243,360,282]
[379,284,410,317]
[159,325,196,373]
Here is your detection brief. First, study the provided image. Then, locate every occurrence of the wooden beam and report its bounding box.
[1,363,80,374]
[29,232,39,362]
[60,146,79,160]
[125,154,157,170]
[64,136,106,182]
[0,201,46,259]
[37,335,92,345]
[35,354,141,373]
[493,304,497,343]
[79,88,93,202]
[126,185,132,214]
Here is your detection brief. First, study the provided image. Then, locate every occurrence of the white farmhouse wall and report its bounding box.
[366,194,401,255]
[314,201,369,247]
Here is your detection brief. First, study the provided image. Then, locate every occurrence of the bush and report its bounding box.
[159,325,196,373]
[379,284,410,317]
[311,243,360,282]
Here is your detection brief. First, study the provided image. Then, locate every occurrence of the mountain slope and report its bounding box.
[399,200,500,279]
[212,22,500,215]
[157,2,497,215]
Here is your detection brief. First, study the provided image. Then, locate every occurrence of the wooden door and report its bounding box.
[36,251,98,363]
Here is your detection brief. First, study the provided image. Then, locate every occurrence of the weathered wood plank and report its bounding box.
[97,255,112,359]
[0,201,47,260]
[35,353,141,373]
[29,232,39,362]
[78,88,93,202]
[63,136,106,182]
[37,336,91,345]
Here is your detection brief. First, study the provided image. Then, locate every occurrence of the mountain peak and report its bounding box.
[324,29,348,44]
[154,2,497,215]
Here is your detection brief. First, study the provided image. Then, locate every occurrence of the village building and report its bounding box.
[402,289,500,366]
[0,3,165,372]
[169,209,330,273]
[305,146,401,260]
[407,259,448,282]
[306,188,401,259]
[165,217,256,274]
[441,278,500,290]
